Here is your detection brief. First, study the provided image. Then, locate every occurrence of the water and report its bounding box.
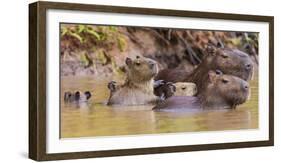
[60,75,258,138]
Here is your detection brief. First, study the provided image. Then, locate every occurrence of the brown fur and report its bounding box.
[107,56,161,105]
[155,67,193,83]
[64,91,91,102]
[153,80,176,100]
[174,82,197,96]
[153,70,250,110]
[155,46,254,84]
[198,70,249,109]
[153,81,197,99]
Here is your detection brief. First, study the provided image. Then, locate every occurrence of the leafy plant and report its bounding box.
[117,36,127,52]
[61,24,128,52]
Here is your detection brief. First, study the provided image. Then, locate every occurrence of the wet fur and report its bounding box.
[107,56,161,105]
[154,80,176,100]
[174,82,197,96]
[155,47,254,85]
[64,91,91,103]
[153,70,249,110]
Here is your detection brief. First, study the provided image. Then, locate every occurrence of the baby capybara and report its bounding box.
[154,80,176,100]
[174,82,197,96]
[155,46,254,83]
[64,91,92,103]
[154,81,197,99]
[153,70,250,110]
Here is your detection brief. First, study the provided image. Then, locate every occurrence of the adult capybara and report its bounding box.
[155,46,254,83]
[153,70,250,110]
[107,56,169,105]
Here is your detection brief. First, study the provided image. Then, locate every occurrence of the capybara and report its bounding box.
[64,91,92,103]
[107,56,169,105]
[154,80,176,100]
[154,80,197,99]
[153,70,250,110]
[155,46,254,84]
[174,82,197,96]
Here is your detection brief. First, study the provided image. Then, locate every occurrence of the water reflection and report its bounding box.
[61,75,258,138]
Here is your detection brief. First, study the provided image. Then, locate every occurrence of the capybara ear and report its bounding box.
[215,69,223,75]
[84,91,92,100]
[244,43,251,50]
[208,70,217,83]
[217,40,224,48]
[125,57,133,66]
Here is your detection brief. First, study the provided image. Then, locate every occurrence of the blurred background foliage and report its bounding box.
[60,24,258,77]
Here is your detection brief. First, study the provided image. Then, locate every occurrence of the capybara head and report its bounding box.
[174,82,197,96]
[199,70,250,109]
[84,91,92,100]
[126,55,158,82]
[154,80,176,100]
[205,45,254,81]
[64,91,92,103]
[64,91,72,102]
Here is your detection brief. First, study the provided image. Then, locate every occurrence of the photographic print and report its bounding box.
[29,1,273,160]
[60,24,259,138]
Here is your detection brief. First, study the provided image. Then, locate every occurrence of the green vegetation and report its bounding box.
[60,24,258,76]
[61,24,129,76]
[61,24,127,52]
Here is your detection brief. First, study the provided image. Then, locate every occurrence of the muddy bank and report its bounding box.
[60,24,258,77]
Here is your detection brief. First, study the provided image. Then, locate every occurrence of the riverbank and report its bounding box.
[60,24,259,77]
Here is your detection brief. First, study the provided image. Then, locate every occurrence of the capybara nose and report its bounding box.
[245,63,252,70]
[242,82,249,91]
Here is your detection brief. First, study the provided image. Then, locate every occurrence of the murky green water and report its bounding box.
[60,75,258,138]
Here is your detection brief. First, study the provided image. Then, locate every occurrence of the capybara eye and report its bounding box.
[245,44,251,50]
[215,70,223,75]
[222,79,229,84]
